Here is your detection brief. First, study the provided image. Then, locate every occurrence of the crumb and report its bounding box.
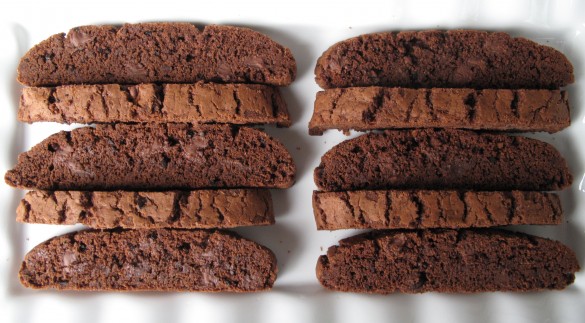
[287,250,291,254]
[279,240,283,244]
[296,146,301,151]
[320,246,323,251]
[324,141,327,144]
[349,26,352,29]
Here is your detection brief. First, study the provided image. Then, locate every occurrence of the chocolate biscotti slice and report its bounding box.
[5,124,295,190]
[19,83,290,126]
[18,189,274,229]
[309,88,570,135]
[314,129,571,191]
[315,30,573,89]
[18,23,296,86]
[313,190,562,230]
[20,229,277,291]
[317,229,579,293]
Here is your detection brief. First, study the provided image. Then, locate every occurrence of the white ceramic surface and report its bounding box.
[1,1,584,322]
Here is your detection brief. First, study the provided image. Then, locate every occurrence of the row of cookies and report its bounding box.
[310,30,579,293]
[6,23,297,292]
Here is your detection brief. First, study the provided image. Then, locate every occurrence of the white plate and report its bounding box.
[1,0,584,322]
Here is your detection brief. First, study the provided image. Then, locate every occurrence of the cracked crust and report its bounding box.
[5,124,296,190]
[309,88,570,135]
[19,83,290,127]
[20,229,277,292]
[18,23,296,86]
[313,190,562,230]
[315,30,573,89]
[317,229,580,293]
[17,189,274,229]
[314,129,572,191]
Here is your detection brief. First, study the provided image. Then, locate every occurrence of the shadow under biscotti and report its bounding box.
[5,23,28,297]
[221,22,315,81]
[263,124,314,189]
[221,23,318,183]
[232,221,299,278]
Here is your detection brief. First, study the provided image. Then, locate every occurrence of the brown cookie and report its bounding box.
[314,129,571,191]
[317,229,579,293]
[20,229,277,292]
[5,124,296,190]
[313,190,562,230]
[18,23,296,86]
[309,88,570,135]
[18,189,274,229]
[20,83,290,126]
[315,30,573,89]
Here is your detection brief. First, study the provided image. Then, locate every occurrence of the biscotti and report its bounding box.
[309,87,570,135]
[19,83,290,126]
[20,229,277,291]
[18,23,296,86]
[314,129,571,191]
[18,189,274,228]
[317,229,579,293]
[315,30,573,89]
[313,190,562,230]
[5,124,296,190]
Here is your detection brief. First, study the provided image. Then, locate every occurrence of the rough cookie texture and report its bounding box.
[5,124,295,190]
[314,129,571,191]
[18,23,296,86]
[309,87,570,135]
[317,229,579,293]
[17,189,274,228]
[20,229,277,291]
[19,83,290,126]
[315,30,574,89]
[313,190,562,230]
